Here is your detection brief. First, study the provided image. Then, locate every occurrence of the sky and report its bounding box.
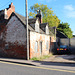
[0,0,75,35]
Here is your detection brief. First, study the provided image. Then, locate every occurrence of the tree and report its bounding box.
[57,22,73,38]
[29,3,60,27]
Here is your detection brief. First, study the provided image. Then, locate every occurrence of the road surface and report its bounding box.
[0,61,75,75]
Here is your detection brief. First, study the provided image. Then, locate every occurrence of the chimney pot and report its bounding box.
[36,10,42,23]
[9,2,13,8]
[11,2,13,5]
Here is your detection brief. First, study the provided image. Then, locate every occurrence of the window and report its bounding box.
[40,41,42,54]
[46,41,49,50]
[35,41,38,52]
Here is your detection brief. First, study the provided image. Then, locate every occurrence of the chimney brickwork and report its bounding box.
[6,3,15,19]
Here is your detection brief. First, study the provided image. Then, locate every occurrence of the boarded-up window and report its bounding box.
[35,41,38,52]
[40,41,42,54]
[46,41,48,50]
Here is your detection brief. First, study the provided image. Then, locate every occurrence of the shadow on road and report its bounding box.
[32,60,75,67]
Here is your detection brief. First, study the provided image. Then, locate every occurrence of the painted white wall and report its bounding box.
[35,19,39,32]
[46,25,49,35]
[4,9,8,19]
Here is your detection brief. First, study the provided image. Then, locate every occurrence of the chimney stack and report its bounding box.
[36,10,42,23]
[5,2,15,19]
[8,2,15,12]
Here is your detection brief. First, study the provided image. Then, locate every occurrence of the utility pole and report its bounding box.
[25,0,29,60]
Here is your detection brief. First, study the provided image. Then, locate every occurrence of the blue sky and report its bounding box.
[0,0,75,35]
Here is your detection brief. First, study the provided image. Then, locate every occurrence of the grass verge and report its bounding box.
[31,53,53,61]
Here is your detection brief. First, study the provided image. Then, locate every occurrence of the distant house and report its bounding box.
[70,35,75,48]
[73,35,75,37]
[0,3,55,59]
[56,30,69,47]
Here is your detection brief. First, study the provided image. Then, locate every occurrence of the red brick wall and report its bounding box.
[7,3,15,19]
[0,16,27,59]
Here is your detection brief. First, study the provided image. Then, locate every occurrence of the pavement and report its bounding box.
[0,55,75,71]
[0,55,75,65]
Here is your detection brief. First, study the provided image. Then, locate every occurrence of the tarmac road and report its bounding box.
[0,61,75,75]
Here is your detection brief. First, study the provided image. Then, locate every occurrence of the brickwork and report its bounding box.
[7,3,15,19]
[0,15,27,59]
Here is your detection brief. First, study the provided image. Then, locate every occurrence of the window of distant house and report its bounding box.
[46,41,49,50]
[35,41,38,52]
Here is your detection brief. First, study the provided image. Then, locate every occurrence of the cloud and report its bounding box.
[67,11,75,18]
[64,5,74,11]
[64,5,75,18]
[73,31,75,35]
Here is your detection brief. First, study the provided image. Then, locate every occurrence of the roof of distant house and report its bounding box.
[56,31,68,38]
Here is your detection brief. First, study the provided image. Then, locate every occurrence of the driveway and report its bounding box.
[43,55,75,63]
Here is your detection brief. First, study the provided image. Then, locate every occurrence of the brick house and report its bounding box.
[0,3,55,59]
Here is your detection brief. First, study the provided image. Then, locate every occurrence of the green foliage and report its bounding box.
[29,3,60,27]
[31,57,40,61]
[31,54,53,61]
[57,22,73,38]
[29,3,73,38]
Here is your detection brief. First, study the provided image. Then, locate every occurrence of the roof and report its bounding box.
[28,18,36,24]
[56,31,68,38]
[11,12,45,34]
[15,13,25,24]
[40,23,48,28]
[0,10,47,34]
[14,13,35,31]
[15,13,37,25]
[40,23,48,32]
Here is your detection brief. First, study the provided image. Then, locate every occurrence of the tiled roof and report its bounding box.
[14,13,35,31]
[14,12,45,34]
[28,18,36,24]
[0,11,47,34]
[40,23,48,32]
